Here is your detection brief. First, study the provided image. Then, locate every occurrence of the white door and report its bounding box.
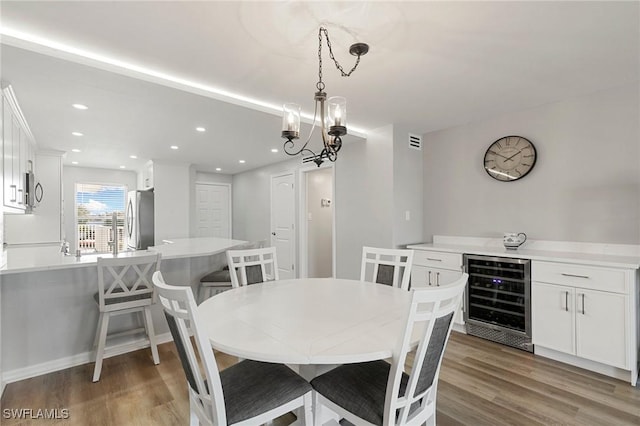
[195,183,231,238]
[271,173,295,279]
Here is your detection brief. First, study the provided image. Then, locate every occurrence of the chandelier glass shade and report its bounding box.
[281,27,368,166]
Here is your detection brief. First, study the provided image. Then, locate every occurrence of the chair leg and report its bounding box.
[189,394,200,426]
[144,305,160,365]
[303,392,313,426]
[92,312,104,351]
[313,391,323,426]
[92,312,110,382]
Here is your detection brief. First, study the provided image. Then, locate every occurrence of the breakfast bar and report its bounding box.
[0,237,246,386]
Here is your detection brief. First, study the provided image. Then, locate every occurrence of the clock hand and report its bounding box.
[489,150,511,161]
[504,150,521,162]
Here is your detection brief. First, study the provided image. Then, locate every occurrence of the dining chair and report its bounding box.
[226,246,279,288]
[92,252,161,382]
[311,273,468,426]
[360,246,415,290]
[151,271,313,426]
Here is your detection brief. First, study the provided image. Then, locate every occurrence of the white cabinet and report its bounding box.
[532,261,634,378]
[142,161,154,189]
[2,86,35,212]
[411,250,465,327]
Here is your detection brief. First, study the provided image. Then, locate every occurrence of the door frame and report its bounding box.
[297,163,336,278]
[194,181,232,239]
[270,171,297,278]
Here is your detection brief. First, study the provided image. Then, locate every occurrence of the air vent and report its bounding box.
[408,133,422,150]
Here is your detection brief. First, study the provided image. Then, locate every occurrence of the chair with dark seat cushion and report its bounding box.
[152,271,313,426]
[311,273,468,426]
[92,253,161,382]
[198,266,232,303]
[226,246,279,288]
[360,246,415,290]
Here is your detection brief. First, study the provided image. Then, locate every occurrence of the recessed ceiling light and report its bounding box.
[196,127,206,132]
[72,132,83,136]
[71,161,78,165]
[239,160,246,164]
[271,148,278,153]
[71,148,81,153]
[119,165,125,169]
[72,104,88,110]
[170,145,179,150]
[215,167,221,172]
[129,155,137,159]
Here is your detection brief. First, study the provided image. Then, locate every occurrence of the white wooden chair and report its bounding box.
[92,253,161,382]
[311,273,468,426]
[152,271,313,426]
[226,246,279,288]
[360,246,415,290]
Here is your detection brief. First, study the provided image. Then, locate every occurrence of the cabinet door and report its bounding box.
[532,282,575,355]
[3,97,15,207]
[575,289,627,369]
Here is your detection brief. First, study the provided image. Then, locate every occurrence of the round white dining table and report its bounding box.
[197,278,413,369]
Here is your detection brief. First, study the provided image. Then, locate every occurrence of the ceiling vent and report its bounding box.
[408,133,422,150]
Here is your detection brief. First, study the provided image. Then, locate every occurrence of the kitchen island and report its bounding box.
[0,237,247,391]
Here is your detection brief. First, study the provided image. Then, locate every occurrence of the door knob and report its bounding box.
[271,232,276,236]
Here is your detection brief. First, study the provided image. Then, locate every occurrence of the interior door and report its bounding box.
[271,173,295,279]
[195,183,231,238]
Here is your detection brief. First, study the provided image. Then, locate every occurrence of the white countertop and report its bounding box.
[408,237,640,269]
[0,237,248,275]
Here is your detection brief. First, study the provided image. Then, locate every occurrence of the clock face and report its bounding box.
[483,136,537,182]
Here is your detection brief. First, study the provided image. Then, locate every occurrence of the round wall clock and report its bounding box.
[483,135,537,182]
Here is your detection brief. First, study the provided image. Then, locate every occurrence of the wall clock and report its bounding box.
[483,135,537,182]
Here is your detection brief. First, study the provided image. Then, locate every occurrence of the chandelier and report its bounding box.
[281,27,369,166]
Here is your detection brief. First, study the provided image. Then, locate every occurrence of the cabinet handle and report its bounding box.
[10,185,17,202]
[580,293,585,315]
[428,271,432,286]
[436,271,440,286]
[561,273,590,279]
[426,257,442,262]
[564,291,569,311]
[17,189,23,204]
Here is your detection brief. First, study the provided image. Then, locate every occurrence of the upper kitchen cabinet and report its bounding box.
[141,160,154,189]
[2,85,36,213]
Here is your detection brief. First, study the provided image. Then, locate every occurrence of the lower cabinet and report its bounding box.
[410,251,465,327]
[532,262,631,371]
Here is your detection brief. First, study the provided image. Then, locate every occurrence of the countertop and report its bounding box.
[0,237,248,275]
[407,239,640,269]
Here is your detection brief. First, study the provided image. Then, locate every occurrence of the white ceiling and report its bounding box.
[1,1,638,174]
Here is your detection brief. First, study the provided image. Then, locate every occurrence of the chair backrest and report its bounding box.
[226,246,279,288]
[384,273,468,426]
[96,253,161,311]
[152,271,226,426]
[360,246,415,290]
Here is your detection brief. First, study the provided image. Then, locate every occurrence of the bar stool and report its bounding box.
[198,266,232,304]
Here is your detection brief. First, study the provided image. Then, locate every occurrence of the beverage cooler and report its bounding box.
[463,254,533,352]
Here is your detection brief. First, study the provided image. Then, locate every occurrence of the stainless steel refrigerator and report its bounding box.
[126,189,154,250]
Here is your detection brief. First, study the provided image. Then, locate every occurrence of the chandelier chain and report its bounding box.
[317,27,363,92]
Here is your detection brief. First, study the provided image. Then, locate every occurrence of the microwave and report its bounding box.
[24,171,43,210]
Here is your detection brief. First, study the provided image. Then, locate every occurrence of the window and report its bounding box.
[75,183,127,253]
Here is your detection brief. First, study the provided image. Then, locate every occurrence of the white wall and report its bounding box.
[422,84,640,244]
[232,157,300,243]
[153,161,190,243]
[393,125,424,247]
[63,166,137,250]
[334,125,394,278]
[306,167,333,278]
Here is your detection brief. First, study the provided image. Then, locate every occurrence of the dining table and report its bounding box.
[197,277,415,380]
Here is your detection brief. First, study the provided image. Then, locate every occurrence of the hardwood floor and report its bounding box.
[2,332,639,425]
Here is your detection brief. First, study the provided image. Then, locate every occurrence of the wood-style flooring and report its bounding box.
[2,332,640,425]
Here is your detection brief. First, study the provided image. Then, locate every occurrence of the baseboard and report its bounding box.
[2,332,174,386]
[535,346,635,385]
